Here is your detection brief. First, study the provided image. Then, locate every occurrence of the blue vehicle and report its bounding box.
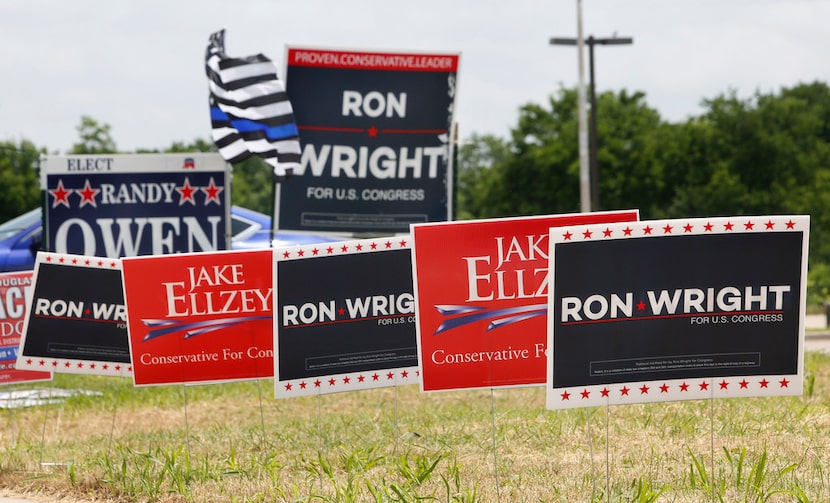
[0,206,340,272]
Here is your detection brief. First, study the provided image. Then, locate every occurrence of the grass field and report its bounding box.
[0,351,828,502]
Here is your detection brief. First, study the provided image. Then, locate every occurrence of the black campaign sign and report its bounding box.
[17,253,131,377]
[274,239,418,397]
[547,216,808,409]
[278,48,458,233]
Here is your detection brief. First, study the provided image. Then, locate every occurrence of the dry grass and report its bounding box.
[0,352,828,502]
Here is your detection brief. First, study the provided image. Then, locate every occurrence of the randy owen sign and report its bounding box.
[40,153,229,258]
[546,215,809,410]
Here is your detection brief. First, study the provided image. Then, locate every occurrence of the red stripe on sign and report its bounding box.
[288,48,459,72]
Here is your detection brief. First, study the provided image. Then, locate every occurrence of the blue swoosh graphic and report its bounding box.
[433,303,547,335]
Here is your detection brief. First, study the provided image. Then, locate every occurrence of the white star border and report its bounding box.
[546,215,809,410]
[15,252,133,378]
[274,236,419,398]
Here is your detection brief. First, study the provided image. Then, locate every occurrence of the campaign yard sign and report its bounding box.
[40,153,229,258]
[0,272,52,385]
[278,47,459,234]
[16,252,131,377]
[411,210,639,392]
[121,250,273,386]
[274,237,418,398]
[547,216,809,410]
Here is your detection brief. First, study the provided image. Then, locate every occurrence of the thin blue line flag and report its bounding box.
[205,29,300,180]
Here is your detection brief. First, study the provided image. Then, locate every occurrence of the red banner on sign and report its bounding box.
[122,250,273,386]
[0,271,52,385]
[412,210,639,392]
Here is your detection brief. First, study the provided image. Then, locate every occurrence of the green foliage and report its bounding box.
[71,115,117,154]
[0,139,42,221]
[229,157,276,215]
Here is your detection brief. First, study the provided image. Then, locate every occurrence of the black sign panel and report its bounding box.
[274,238,418,396]
[278,48,458,233]
[547,216,808,409]
[16,252,131,377]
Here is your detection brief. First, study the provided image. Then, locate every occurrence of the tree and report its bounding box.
[71,115,117,154]
[456,87,665,219]
[0,139,42,222]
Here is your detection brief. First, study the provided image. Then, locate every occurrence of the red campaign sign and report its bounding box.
[122,250,273,386]
[0,271,52,385]
[412,210,639,392]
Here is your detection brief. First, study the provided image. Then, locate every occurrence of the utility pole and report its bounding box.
[551,16,632,211]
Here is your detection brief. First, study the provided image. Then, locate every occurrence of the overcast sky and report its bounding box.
[2,0,828,152]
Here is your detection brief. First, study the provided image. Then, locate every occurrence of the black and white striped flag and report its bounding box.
[205,29,300,180]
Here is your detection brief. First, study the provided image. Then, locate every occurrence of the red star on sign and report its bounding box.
[386,372,394,380]
[683,224,693,232]
[759,379,769,388]
[370,242,378,249]
[765,220,775,230]
[327,247,334,254]
[177,178,197,205]
[356,244,363,251]
[620,386,629,396]
[401,371,409,378]
[723,222,734,231]
[636,301,646,311]
[202,177,224,205]
[582,229,593,239]
[343,376,350,384]
[785,220,795,229]
[300,381,307,389]
[662,224,673,234]
[739,379,749,389]
[284,383,292,391]
[283,251,290,259]
[78,179,101,207]
[659,383,669,393]
[368,125,378,137]
[328,378,336,386]
[642,225,652,235]
[297,250,305,257]
[581,389,590,399]
[341,245,349,252]
[372,373,380,381]
[639,385,649,394]
[560,391,571,400]
[744,221,754,230]
[563,231,573,240]
[704,222,713,232]
[622,227,632,236]
[314,379,321,387]
[602,228,612,238]
[338,307,346,315]
[399,239,407,247]
[699,381,709,390]
[679,382,689,391]
[600,388,610,397]
[779,378,789,388]
[49,180,73,208]
[719,380,729,389]
[312,248,319,255]
[358,375,365,382]
[385,241,392,248]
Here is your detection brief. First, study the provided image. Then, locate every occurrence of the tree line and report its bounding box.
[2,82,829,303]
